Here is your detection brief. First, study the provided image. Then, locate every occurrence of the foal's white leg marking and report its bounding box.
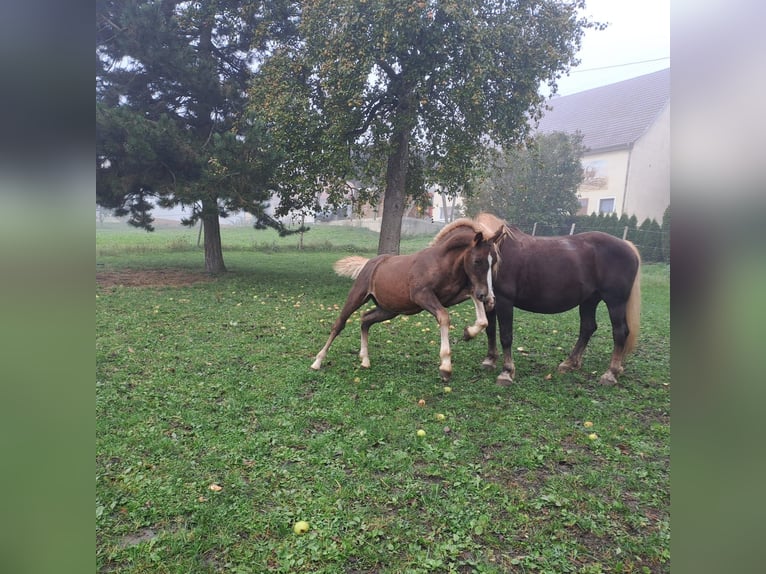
[486,253,495,306]
[464,295,489,339]
[465,255,493,339]
[439,322,452,375]
[359,327,371,368]
[311,339,331,370]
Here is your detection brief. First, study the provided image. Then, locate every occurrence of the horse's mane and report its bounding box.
[429,214,514,273]
[474,212,517,241]
[429,218,481,246]
[430,214,518,245]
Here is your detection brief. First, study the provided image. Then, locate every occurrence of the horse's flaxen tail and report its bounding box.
[333,256,369,280]
[624,241,642,355]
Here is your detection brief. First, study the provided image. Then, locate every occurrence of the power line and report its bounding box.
[571,56,670,74]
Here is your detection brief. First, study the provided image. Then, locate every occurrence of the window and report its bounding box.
[599,198,615,214]
[577,198,589,215]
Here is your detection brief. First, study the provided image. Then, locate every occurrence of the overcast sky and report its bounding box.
[548,0,670,96]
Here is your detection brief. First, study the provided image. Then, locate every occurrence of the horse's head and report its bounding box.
[465,230,504,312]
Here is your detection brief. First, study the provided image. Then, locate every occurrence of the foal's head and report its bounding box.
[464,231,501,311]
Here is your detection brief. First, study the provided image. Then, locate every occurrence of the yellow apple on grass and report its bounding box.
[293,520,310,534]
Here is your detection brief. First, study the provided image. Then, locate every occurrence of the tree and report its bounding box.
[96,0,294,273]
[661,205,670,263]
[252,0,602,254]
[464,131,585,227]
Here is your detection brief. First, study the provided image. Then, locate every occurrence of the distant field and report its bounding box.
[97,224,670,573]
[96,220,434,257]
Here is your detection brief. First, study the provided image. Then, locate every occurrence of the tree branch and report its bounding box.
[347,97,392,139]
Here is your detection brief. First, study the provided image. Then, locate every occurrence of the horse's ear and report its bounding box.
[491,225,509,244]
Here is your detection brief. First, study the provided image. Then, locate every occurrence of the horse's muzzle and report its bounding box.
[476,291,495,312]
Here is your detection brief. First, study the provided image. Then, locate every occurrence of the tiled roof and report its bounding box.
[536,68,670,152]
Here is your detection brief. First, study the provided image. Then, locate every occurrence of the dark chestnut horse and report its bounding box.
[311,219,506,381]
[471,213,641,386]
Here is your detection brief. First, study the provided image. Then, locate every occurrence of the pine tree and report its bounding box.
[96,0,293,272]
[661,205,671,263]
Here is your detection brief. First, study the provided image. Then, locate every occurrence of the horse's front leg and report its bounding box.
[413,295,453,381]
[435,306,453,381]
[463,295,490,340]
[482,306,498,369]
[494,298,516,386]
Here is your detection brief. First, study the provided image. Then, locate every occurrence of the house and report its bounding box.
[536,68,670,222]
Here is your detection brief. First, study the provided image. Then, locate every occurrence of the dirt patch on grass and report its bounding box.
[97,268,215,289]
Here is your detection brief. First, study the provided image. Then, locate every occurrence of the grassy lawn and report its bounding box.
[96,223,670,573]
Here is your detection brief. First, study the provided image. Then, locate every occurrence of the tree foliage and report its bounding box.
[464,131,585,226]
[252,0,602,253]
[96,0,295,272]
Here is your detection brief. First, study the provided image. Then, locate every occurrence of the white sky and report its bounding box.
[548,0,670,96]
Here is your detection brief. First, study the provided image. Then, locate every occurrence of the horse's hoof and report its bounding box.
[310,360,321,370]
[496,372,514,386]
[481,358,496,370]
[360,358,370,368]
[599,371,618,386]
[557,361,573,373]
[463,327,474,341]
[439,369,452,382]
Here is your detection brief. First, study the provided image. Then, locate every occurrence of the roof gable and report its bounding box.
[536,68,670,152]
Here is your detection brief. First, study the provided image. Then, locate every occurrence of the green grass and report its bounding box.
[96,221,433,257]
[97,224,670,573]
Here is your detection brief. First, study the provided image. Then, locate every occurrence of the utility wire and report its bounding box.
[571,56,670,73]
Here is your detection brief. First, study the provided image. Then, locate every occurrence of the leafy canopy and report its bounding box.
[253,0,602,218]
[465,131,586,226]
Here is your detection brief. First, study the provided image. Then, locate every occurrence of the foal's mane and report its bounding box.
[474,212,517,241]
[429,218,482,246]
[430,213,515,248]
[429,215,513,272]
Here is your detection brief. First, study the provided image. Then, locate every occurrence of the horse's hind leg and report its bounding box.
[359,306,398,368]
[599,301,630,385]
[558,296,599,374]
[311,285,370,371]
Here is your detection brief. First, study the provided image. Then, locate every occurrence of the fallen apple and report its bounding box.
[293,520,310,534]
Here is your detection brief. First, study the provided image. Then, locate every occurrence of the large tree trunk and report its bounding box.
[202,199,226,274]
[377,125,410,255]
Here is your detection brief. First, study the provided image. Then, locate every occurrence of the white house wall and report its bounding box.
[624,104,670,222]
[578,149,630,216]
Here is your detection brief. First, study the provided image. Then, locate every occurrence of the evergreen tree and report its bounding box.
[637,217,654,261]
[96,0,293,272]
[464,132,585,228]
[661,205,671,263]
[648,218,663,262]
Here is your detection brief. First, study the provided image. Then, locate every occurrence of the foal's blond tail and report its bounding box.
[624,241,642,356]
[333,256,369,280]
